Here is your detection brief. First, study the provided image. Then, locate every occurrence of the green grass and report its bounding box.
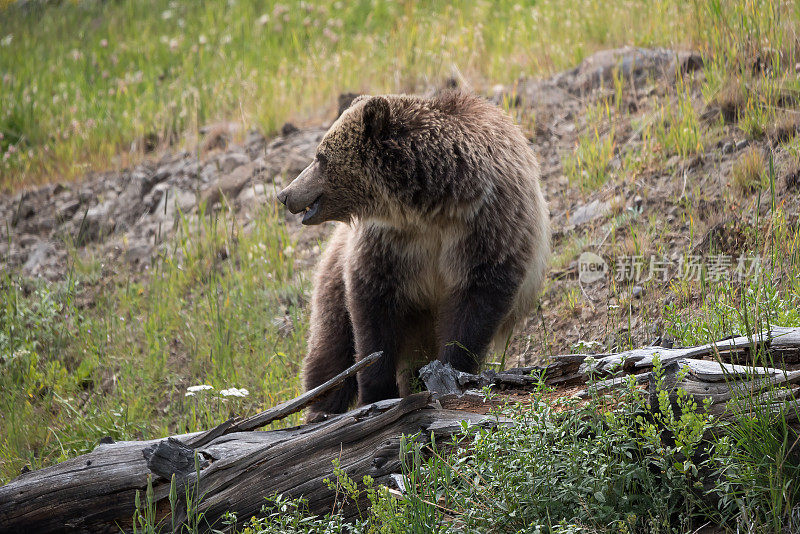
[0,0,774,191]
[0,199,309,481]
[3,0,800,531]
[144,353,800,533]
[563,125,616,192]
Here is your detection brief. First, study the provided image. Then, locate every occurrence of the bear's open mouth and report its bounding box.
[301,196,322,224]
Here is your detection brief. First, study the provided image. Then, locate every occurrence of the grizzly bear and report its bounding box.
[277,91,549,420]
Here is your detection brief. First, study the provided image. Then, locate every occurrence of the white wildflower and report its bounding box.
[220,387,249,398]
[186,384,213,393]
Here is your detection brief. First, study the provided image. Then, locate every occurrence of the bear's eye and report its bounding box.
[316,153,328,167]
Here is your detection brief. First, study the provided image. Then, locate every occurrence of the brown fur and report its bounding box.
[277,92,550,419]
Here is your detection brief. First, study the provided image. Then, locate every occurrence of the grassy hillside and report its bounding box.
[0,0,753,190]
[3,0,800,531]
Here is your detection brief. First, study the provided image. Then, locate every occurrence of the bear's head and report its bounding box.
[277,95,398,225]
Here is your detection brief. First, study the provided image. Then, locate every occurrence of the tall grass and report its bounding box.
[2,1,800,528]
[0,198,308,482]
[0,0,760,190]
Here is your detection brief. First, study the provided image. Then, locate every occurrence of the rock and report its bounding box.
[568,47,704,95]
[199,160,220,183]
[56,199,81,221]
[245,129,266,159]
[124,243,154,266]
[735,139,749,151]
[17,234,38,248]
[201,161,261,207]
[77,201,115,243]
[722,142,734,154]
[218,152,250,174]
[22,240,56,277]
[144,183,169,213]
[337,93,361,117]
[78,187,94,203]
[152,158,187,185]
[11,200,34,226]
[173,189,197,215]
[237,183,268,204]
[569,199,610,227]
[0,122,327,281]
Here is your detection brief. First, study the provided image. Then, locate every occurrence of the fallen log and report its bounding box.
[0,393,496,534]
[4,327,800,533]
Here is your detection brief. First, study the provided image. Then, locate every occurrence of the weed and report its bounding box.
[653,75,704,158]
[0,203,307,482]
[563,127,616,192]
[732,147,768,193]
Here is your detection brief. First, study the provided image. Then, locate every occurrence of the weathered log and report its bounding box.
[5,327,800,533]
[648,356,800,416]
[580,326,800,377]
[0,392,494,534]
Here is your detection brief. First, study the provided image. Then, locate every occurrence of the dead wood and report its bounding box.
[4,327,800,533]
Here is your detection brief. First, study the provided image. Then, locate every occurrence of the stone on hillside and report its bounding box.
[22,240,55,276]
[237,183,269,204]
[569,199,609,227]
[77,201,115,243]
[569,47,704,94]
[245,129,266,159]
[56,199,81,222]
[202,161,262,207]
[218,152,250,174]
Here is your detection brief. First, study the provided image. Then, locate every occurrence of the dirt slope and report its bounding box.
[2,47,798,360]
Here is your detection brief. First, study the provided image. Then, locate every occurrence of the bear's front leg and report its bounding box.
[438,262,520,373]
[346,241,407,406]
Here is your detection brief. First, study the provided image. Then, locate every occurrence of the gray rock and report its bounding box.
[144,183,170,213]
[22,240,56,277]
[56,199,81,221]
[151,187,196,222]
[237,183,268,204]
[124,243,154,266]
[218,152,250,174]
[199,160,221,183]
[11,200,34,226]
[570,199,610,227]
[79,201,115,243]
[202,161,262,207]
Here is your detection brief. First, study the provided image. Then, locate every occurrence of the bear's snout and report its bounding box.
[277,162,327,225]
[276,189,289,206]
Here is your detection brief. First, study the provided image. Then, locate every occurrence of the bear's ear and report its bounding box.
[362,96,391,141]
